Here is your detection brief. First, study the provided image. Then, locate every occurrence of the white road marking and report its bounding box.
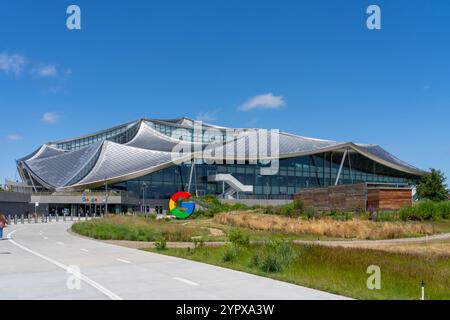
[7,228,122,301]
[173,277,199,286]
[56,241,64,245]
[43,237,49,240]
[116,258,131,264]
[80,249,89,253]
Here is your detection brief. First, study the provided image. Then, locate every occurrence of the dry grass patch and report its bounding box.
[214,212,435,240]
[353,241,450,256]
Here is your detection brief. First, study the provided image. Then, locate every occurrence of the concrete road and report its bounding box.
[0,222,348,300]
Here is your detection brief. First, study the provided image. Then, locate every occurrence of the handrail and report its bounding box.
[31,190,127,197]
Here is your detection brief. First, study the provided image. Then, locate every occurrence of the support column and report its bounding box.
[334,149,348,186]
[187,159,194,193]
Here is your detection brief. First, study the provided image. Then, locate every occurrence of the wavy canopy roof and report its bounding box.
[17,118,425,191]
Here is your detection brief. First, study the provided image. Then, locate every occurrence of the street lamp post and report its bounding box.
[141,182,147,214]
[104,177,108,217]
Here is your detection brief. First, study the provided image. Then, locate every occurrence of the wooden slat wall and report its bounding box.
[367,189,412,210]
[295,184,367,211]
[295,184,412,211]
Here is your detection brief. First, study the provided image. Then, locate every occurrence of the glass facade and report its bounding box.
[148,121,233,143]
[104,152,419,200]
[55,123,140,151]
[53,120,235,151]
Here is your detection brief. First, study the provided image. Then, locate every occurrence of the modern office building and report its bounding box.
[16,118,425,214]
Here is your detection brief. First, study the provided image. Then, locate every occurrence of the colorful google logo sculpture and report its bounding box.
[169,191,196,219]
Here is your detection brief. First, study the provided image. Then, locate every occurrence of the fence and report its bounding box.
[4,211,103,225]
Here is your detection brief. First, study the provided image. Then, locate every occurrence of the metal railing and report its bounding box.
[5,211,103,225]
[31,190,127,197]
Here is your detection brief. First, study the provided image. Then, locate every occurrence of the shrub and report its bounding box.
[259,252,283,273]
[155,238,167,251]
[399,201,450,221]
[293,199,304,212]
[221,244,240,262]
[249,241,297,273]
[228,229,250,246]
[279,202,295,217]
[437,201,450,219]
[270,241,296,265]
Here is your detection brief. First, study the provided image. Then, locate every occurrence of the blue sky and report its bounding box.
[0,0,449,183]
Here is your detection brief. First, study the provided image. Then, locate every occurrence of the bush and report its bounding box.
[279,202,296,217]
[249,241,297,273]
[228,229,250,246]
[399,201,450,221]
[293,199,304,212]
[438,201,450,219]
[221,244,240,262]
[155,238,167,251]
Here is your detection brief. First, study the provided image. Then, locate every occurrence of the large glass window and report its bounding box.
[103,152,419,200]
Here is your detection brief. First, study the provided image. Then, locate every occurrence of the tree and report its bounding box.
[416,169,449,202]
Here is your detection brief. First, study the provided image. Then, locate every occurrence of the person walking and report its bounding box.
[0,214,7,240]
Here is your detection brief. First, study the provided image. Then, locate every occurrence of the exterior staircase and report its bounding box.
[207,173,253,199]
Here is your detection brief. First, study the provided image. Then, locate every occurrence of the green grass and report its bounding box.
[147,244,450,300]
[71,215,209,242]
[399,201,450,221]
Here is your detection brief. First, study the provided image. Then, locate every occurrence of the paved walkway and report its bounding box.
[0,222,348,300]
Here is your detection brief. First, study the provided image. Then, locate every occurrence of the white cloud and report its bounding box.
[0,52,70,79]
[34,64,58,77]
[6,134,22,142]
[0,52,26,76]
[238,93,286,111]
[196,111,218,123]
[42,112,60,124]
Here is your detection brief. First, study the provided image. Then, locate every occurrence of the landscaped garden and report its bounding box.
[70,169,450,300]
[147,233,450,300]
